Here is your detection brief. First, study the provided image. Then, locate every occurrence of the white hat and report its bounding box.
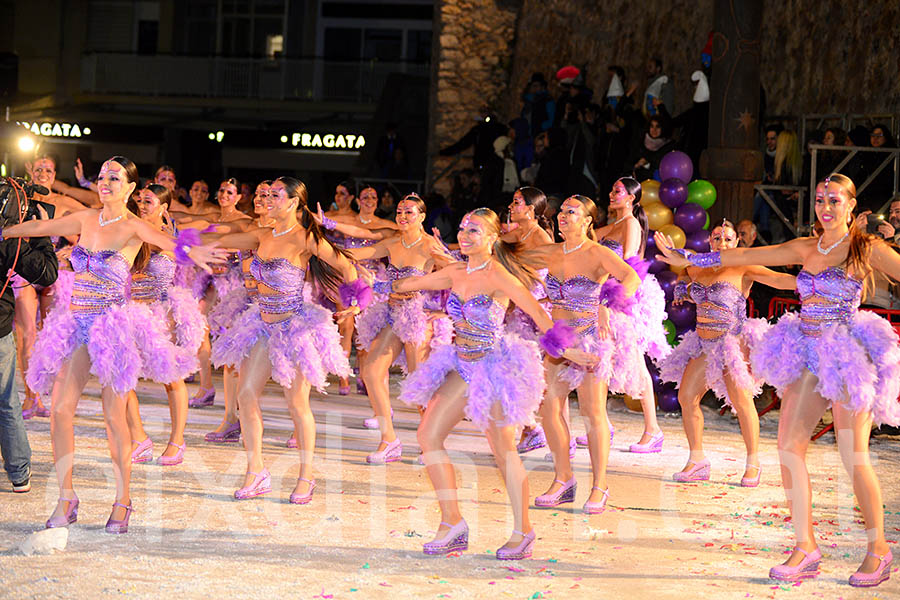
[692,70,709,103]
[606,73,624,98]
[493,136,511,156]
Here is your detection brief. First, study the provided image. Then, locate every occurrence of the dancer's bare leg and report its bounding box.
[578,375,610,503]
[538,359,574,496]
[361,327,402,449]
[485,416,532,548]
[236,340,272,487]
[724,371,760,481]
[161,380,188,455]
[284,376,315,496]
[677,355,709,471]
[102,385,133,521]
[635,363,662,444]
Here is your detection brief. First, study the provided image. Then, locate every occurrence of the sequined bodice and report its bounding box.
[69,245,131,316]
[387,263,426,280]
[690,280,746,336]
[325,230,376,250]
[546,274,602,336]
[599,238,624,258]
[796,267,862,337]
[249,255,306,315]
[131,252,175,303]
[446,292,506,362]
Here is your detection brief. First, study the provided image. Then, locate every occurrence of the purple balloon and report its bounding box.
[648,257,668,274]
[644,233,657,260]
[684,229,710,253]
[667,301,696,330]
[659,178,688,209]
[674,203,707,234]
[657,386,681,412]
[655,270,679,304]
[659,150,694,183]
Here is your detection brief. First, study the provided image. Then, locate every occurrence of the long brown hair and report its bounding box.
[567,195,599,241]
[822,173,873,296]
[107,156,151,274]
[277,176,353,296]
[466,207,541,289]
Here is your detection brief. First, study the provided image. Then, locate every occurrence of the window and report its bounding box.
[406,30,432,62]
[324,28,362,61]
[363,29,402,61]
[266,35,283,60]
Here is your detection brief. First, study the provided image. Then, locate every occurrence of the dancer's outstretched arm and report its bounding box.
[655,230,808,269]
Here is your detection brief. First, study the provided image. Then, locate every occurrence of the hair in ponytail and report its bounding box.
[567,195,599,241]
[517,186,553,236]
[277,176,352,296]
[467,207,541,290]
[617,176,648,254]
[822,173,874,298]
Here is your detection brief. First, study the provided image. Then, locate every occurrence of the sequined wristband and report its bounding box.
[673,280,689,302]
[174,228,201,266]
[321,216,337,231]
[339,279,373,310]
[539,320,577,358]
[688,251,721,268]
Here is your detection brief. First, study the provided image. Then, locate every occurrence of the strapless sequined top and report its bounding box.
[690,280,746,337]
[131,252,175,303]
[249,255,306,316]
[546,274,602,336]
[796,267,862,337]
[69,245,130,317]
[445,292,506,363]
[599,238,624,258]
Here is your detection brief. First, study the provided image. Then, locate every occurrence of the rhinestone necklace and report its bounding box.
[272,223,298,238]
[99,211,125,227]
[466,258,491,274]
[563,238,587,254]
[401,234,422,249]
[816,230,849,255]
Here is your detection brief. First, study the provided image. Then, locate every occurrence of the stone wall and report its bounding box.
[429,0,519,193]
[429,0,900,188]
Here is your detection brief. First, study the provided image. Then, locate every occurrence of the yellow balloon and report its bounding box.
[641,179,660,204]
[644,201,674,231]
[623,394,643,412]
[659,224,686,249]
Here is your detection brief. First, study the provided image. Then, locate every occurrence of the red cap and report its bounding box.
[555,65,580,83]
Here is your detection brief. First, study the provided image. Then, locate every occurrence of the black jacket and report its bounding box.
[0,236,58,337]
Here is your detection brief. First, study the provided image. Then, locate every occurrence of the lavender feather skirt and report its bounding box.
[26,302,185,396]
[207,284,250,336]
[557,324,617,392]
[659,318,769,409]
[137,287,206,384]
[750,311,900,426]
[632,274,671,361]
[210,302,351,390]
[399,333,545,430]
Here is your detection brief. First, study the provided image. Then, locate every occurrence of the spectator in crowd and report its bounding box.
[535,127,570,198]
[817,126,849,176]
[769,130,803,243]
[424,191,455,241]
[752,125,788,242]
[761,123,783,184]
[385,147,410,180]
[659,70,709,173]
[376,183,401,221]
[857,124,897,213]
[519,130,548,185]
[449,168,479,221]
[643,57,675,119]
[478,135,517,208]
[888,194,900,244]
[439,105,508,170]
[509,117,534,174]
[375,123,406,178]
[564,103,604,196]
[736,219,760,247]
[553,66,593,129]
[520,72,555,138]
[632,115,675,178]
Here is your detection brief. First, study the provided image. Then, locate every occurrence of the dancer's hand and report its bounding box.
[187,243,229,274]
[562,348,599,368]
[313,203,326,226]
[595,305,611,339]
[334,305,360,324]
[654,230,690,268]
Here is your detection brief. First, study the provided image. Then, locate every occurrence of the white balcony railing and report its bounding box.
[80,53,430,103]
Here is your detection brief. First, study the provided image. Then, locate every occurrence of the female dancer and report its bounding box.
[398,208,596,558]
[656,221,795,485]
[522,195,640,513]
[656,174,900,587]
[209,177,360,503]
[185,178,252,444]
[169,180,218,220]
[125,184,206,465]
[16,155,86,419]
[316,193,451,463]
[12,156,220,533]
[595,177,670,452]
[501,187,555,453]
[322,182,394,394]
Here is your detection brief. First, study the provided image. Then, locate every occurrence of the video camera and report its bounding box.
[0,177,54,229]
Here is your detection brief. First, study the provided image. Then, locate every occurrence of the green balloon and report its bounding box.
[703,212,710,230]
[663,319,677,345]
[687,179,717,210]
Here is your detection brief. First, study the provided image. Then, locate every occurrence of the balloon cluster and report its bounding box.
[642,151,718,412]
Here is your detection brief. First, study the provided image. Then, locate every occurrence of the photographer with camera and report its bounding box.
[0,177,59,493]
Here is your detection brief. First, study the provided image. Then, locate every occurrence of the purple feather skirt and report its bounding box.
[137,287,206,384]
[27,301,179,397]
[659,318,770,409]
[355,291,452,373]
[210,302,351,391]
[399,333,545,430]
[558,325,617,392]
[207,284,250,337]
[751,311,900,426]
[632,274,671,361]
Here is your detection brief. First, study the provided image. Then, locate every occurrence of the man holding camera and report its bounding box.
[0,184,59,493]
